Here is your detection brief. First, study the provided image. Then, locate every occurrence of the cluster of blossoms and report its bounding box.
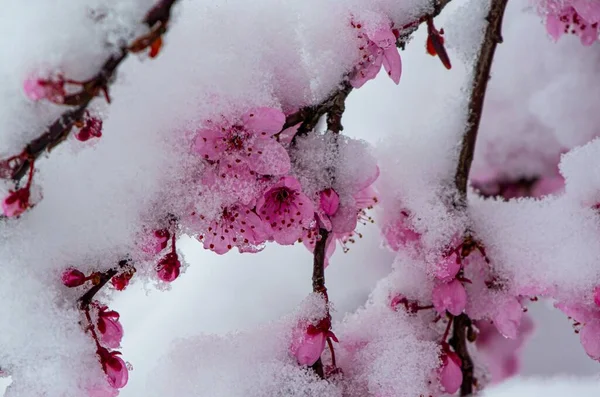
[537,0,600,45]
[62,269,128,394]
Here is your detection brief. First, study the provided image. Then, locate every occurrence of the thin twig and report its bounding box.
[450,1,509,395]
[5,0,182,182]
[77,259,130,309]
[454,0,508,203]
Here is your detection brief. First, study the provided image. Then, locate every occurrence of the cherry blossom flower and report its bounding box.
[97,347,128,389]
[194,107,290,176]
[555,297,600,361]
[197,205,268,254]
[61,268,87,287]
[23,76,66,103]
[492,298,524,339]
[432,279,467,316]
[319,188,340,217]
[542,0,600,45]
[290,317,338,366]
[256,176,314,245]
[97,305,124,349]
[439,347,462,394]
[350,19,402,88]
[156,252,181,282]
[434,253,461,282]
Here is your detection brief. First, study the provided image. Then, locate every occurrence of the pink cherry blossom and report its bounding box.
[290,318,338,366]
[350,20,402,88]
[492,298,524,339]
[432,279,467,316]
[320,188,340,216]
[194,107,290,176]
[23,76,66,103]
[543,0,600,46]
[256,176,315,245]
[382,210,421,251]
[439,349,462,394]
[97,305,124,349]
[61,268,87,287]
[2,187,31,217]
[197,205,268,254]
[434,254,461,282]
[156,252,181,282]
[97,347,128,389]
[580,319,600,360]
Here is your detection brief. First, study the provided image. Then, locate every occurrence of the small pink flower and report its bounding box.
[439,349,462,394]
[543,1,600,46]
[194,107,290,176]
[432,279,467,316]
[350,20,402,88]
[156,252,181,282]
[61,268,87,287]
[75,116,103,142]
[97,305,124,349]
[2,187,31,217]
[320,188,340,216]
[198,205,268,254]
[290,318,338,366]
[580,319,600,360]
[256,176,315,245]
[493,298,523,339]
[434,254,461,282]
[23,76,66,103]
[97,347,128,389]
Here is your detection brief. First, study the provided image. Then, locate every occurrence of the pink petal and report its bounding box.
[545,15,564,42]
[439,351,462,394]
[593,286,600,308]
[382,47,402,84]
[249,138,291,175]
[573,0,600,23]
[554,301,596,324]
[291,329,327,366]
[106,355,128,389]
[330,204,358,235]
[434,255,461,282]
[580,320,600,360]
[493,298,523,339]
[99,317,124,349]
[320,188,340,216]
[194,128,225,161]
[242,107,286,135]
[369,28,397,49]
[432,280,467,316]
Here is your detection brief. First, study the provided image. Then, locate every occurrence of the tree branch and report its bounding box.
[77,259,130,309]
[450,1,508,395]
[454,0,508,203]
[5,0,182,183]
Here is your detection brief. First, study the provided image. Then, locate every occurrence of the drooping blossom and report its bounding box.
[475,315,535,384]
[23,75,66,103]
[432,279,467,316]
[61,268,87,287]
[438,347,462,394]
[97,347,128,389]
[197,205,268,254]
[156,252,181,282]
[256,176,314,245]
[96,305,124,349]
[75,115,103,142]
[350,19,402,88]
[555,292,600,361]
[290,317,338,366]
[194,107,290,176]
[541,0,600,46]
[2,187,31,217]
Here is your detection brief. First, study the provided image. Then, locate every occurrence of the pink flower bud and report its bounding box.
[580,320,600,361]
[61,268,87,287]
[76,117,103,142]
[97,347,128,389]
[434,254,461,282]
[156,252,181,282]
[97,306,124,349]
[439,350,462,394]
[111,273,132,291]
[432,279,467,316]
[493,298,523,339]
[291,328,327,366]
[320,188,340,216]
[143,229,171,255]
[2,188,31,217]
[23,77,66,103]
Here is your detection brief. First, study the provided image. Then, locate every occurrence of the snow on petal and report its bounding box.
[580,320,600,361]
[242,107,286,135]
[492,298,523,339]
[432,280,467,316]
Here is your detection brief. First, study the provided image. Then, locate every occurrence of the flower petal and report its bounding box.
[242,107,286,135]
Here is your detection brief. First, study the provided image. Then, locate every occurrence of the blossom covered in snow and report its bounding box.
[540,0,600,45]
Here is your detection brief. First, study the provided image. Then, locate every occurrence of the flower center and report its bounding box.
[276,188,290,202]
